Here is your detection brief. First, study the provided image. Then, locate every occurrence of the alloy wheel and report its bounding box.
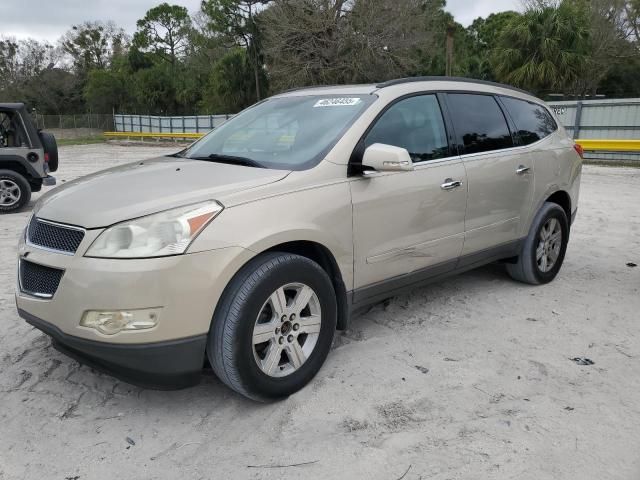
[536,217,562,273]
[0,179,21,207]
[252,282,322,377]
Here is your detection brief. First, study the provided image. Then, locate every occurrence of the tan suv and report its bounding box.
[16,77,582,400]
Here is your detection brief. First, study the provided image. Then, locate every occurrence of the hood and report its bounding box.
[35,156,290,228]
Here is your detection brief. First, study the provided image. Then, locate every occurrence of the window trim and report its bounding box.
[497,94,559,147]
[348,90,559,174]
[441,91,516,157]
[348,91,456,176]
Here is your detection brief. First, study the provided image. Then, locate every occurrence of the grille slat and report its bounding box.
[27,217,85,254]
[19,260,64,298]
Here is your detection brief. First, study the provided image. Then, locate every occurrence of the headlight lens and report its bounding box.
[85,201,223,258]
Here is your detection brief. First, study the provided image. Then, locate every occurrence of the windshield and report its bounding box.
[182,95,375,170]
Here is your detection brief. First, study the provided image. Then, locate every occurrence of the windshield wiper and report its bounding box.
[188,153,266,169]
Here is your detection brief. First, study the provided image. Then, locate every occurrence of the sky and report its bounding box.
[2,0,521,43]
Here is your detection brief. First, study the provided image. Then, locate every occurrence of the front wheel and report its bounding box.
[0,170,31,213]
[208,252,337,401]
[507,202,569,285]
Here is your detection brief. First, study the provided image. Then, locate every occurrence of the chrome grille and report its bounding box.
[27,217,85,254]
[19,260,64,298]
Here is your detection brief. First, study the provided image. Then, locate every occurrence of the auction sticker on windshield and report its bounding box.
[313,98,362,107]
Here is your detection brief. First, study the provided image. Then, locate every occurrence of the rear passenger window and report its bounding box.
[447,94,513,154]
[501,97,557,145]
[365,95,449,162]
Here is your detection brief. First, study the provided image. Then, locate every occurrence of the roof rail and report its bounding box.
[375,76,533,96]
[279,84,344,94]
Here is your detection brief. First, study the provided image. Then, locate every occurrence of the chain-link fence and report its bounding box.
[32,114,114,139]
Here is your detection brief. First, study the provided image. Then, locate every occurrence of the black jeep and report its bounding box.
[0,103,58,213]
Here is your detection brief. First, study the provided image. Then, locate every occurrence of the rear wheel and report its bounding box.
[39,131,58,172]
[0,170,31,213]
[507,202,569,285]
[208,252,337,401]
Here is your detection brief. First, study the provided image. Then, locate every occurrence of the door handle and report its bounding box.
[516,165,531,175]
[441,178,463,191]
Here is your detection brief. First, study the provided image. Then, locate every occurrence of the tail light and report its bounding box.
[573,143,584,159]
[44,152,50,163]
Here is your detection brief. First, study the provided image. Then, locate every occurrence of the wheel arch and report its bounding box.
[260,240,350,331]
[0,160,31,179]
[545,190,571,222]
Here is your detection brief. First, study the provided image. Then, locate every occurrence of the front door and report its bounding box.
[350,94,467,303]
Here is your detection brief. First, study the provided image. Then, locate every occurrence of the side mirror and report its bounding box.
[362,143,414,174]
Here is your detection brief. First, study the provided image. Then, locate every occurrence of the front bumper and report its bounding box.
[19,309,206,389]
[16,234,255,388]
[16,242,252,343]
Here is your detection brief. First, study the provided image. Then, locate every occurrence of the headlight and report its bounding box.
[85,201,223,258]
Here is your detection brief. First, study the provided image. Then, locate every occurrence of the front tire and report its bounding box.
[208,252,337,401]
[507,202,569,285]
[0,170,31,213]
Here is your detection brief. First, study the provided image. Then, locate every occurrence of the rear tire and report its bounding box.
[208,252,337,401]
[0,170,31,213]
[507,202,569,285]
[39,131,58,172]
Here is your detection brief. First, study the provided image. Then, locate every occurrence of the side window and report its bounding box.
[365,95,449,162]
[447,93,513,155]
[500,97,557,145]
[0,112,29,148]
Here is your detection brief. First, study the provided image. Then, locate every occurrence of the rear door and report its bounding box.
[445,93,534,258]
[350,94,467,301]
[498,96,561,228]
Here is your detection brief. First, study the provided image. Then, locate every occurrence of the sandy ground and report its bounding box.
[1,144,639,480]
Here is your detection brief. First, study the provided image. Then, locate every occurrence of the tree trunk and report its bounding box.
[253,42,261,101]
[247,4,261,101]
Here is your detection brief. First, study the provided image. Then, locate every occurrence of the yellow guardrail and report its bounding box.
[104,132,204,140]
[576,139,640,152]
[103,132,639,153]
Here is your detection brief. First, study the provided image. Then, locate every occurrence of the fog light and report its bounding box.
[80,308,161,335]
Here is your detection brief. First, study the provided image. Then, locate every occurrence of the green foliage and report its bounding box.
[84,69,130,112]
[133,3,192,66]
[61,22,127,73]
[598,56,640,97]
[201,0,269,99]
[3,0,640,115]
[201,48,262,113]
[491,1,592,95]
[467,11,521,80]
[133,64,177,114]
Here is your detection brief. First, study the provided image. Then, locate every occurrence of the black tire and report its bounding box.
[507,202,569,285]
[39,131,58,172]
[0,169,31,213]
[208,252,337,401]
[29,178,43,193]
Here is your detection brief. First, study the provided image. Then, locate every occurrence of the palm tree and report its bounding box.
[491,1,591,95]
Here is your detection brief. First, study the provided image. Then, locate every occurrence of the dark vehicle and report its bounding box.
[0,103,57,212]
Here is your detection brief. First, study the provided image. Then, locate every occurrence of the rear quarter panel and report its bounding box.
[525,128,582,232]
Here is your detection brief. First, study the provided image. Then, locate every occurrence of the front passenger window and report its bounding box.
[365,95,449,162]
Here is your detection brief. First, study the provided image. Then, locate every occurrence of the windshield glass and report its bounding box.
[183,95,375,170]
